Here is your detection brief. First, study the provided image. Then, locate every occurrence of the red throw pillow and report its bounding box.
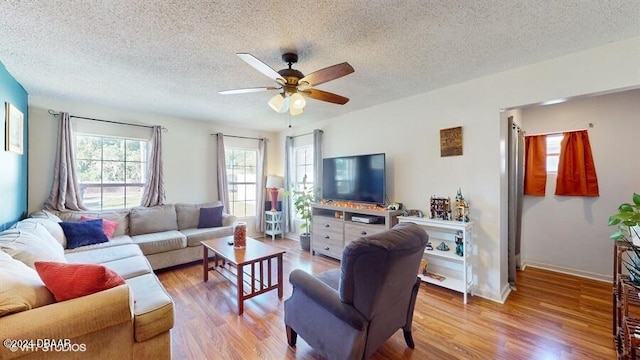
[80,216,119,238]
[34,262,126,302]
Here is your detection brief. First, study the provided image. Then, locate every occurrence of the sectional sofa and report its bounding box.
[0,202,236,359]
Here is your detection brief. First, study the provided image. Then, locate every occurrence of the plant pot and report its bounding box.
[299,233,311,251]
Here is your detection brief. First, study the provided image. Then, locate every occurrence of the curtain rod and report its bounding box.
[525,124,593,137]
[211,133,265,141]
[288,130,322,139]
[48,110,168,132]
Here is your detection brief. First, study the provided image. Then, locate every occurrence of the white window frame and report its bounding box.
[75,133,148,210]
[225,146,258,218]
[292,145,314,219]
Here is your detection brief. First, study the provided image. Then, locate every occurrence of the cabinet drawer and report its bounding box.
[312,233,343,259]
[344,223,386,240]
[312,217,343,235]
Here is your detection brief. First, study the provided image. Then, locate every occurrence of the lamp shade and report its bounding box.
[290,92,306,110]
[268,94,289,113]
[266,175,284,189]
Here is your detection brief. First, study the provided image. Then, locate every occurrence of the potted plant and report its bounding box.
[609,193,640,286]
[291,174,314,251]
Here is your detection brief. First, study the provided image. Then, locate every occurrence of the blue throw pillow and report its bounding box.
[197,206,224,228]
[59,219,109,249]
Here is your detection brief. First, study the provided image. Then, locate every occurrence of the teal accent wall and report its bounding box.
[0,62,28,230]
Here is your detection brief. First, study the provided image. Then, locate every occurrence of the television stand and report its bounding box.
[310,203,403,260]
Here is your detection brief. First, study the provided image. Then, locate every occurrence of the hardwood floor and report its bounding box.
[156,237,615,359]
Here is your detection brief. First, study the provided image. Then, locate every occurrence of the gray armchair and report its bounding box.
[284,222,429,360]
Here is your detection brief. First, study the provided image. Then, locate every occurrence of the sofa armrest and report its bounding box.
[0,285,133,358]
[222,213,237,227]
[288,269,366,330]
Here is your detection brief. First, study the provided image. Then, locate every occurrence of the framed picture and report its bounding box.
[440,126,463,157]
[5,102,24,154]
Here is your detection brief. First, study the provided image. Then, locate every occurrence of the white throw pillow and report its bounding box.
[0,251,55,317]
[0,222,66,269]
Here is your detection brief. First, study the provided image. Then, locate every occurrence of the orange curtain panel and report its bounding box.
[555,130,599,196]
[524,135,547,196]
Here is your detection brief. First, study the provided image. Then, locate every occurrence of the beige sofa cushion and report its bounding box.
[180,227,235,247]
[0,223,66,268]
[18,217,66,247]
[126,274,174,342]
[52,210,130,238]
[101,255,152,280]
[130,205,178,235]
[0,251,55,317]
[65,244,143,265]
[175,202,222,230]
[64,235,134,254]
[131,231,187,255]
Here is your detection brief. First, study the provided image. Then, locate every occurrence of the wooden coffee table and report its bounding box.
[201,236,286,315]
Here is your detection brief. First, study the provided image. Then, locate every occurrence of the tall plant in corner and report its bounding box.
[609,193,640,286]
[291,174,315,250]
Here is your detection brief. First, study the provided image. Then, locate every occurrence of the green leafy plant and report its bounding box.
[291,174,315,235]
[609,193,640,285]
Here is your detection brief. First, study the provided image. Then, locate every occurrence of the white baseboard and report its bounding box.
[522,260,611,283]
[472,285,509,304]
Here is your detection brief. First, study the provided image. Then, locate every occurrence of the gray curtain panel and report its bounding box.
[216,133,230,213]
[255,138,266,232]
[283,136,294,233]
[313,129,323,201]
[140,126,166,207]
[44,112,87,211]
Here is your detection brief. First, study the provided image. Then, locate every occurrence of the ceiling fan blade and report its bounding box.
[301,88,350,105]
[218,86,280,95]
[299,62,354,87]
[237,53,285,83]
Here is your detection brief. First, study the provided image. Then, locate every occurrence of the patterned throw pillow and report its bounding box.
[34,261,126,302]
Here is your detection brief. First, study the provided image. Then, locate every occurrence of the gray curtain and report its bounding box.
[216,133,230,213]
[255,138,266,232]
[140,126,165,207]
[44,112,87,211]
[283,136,294,233]
[313,129,323,200]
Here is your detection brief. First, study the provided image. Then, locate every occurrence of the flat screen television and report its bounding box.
[322,153,386,205]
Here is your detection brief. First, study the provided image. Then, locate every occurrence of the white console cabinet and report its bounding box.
[398,216,474,304]
[311,203,402,260]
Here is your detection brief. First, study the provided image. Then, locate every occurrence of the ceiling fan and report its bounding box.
[219,52,354,116]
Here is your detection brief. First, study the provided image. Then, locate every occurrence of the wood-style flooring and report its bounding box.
[156,237,615,359]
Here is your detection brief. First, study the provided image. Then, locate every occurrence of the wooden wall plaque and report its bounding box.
[440,126,463,157]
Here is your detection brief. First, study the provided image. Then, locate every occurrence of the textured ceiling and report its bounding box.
[1,1,639,131]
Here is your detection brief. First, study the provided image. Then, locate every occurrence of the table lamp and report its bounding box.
[266,175,284,211]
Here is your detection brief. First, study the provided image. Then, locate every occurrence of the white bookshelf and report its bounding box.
[398,216,474,304]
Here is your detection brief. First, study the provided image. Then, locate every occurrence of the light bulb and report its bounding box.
[290,93,306,110]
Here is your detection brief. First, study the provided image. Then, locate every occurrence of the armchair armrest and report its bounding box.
[289,269,366,330]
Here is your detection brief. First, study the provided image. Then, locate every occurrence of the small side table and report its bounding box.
[265,211,283,240]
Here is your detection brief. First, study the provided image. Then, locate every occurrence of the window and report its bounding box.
[292,145,314,219]
[76,134,148,210]
[226,147,257,217]
[546,134,563,173]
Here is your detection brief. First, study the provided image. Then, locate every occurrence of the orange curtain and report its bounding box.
[524,135,547,196]
[555,130,599,196]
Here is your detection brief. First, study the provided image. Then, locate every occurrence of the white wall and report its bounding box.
[520,89,640,280]
[275,36,640,302]
[27,96,278,237]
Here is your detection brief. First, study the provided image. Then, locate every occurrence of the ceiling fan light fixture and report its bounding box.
[268,93,288,113]
[290,92,306,110]
[289,105,303,116]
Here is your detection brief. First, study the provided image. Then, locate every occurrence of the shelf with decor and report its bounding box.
[397,216,474,304]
